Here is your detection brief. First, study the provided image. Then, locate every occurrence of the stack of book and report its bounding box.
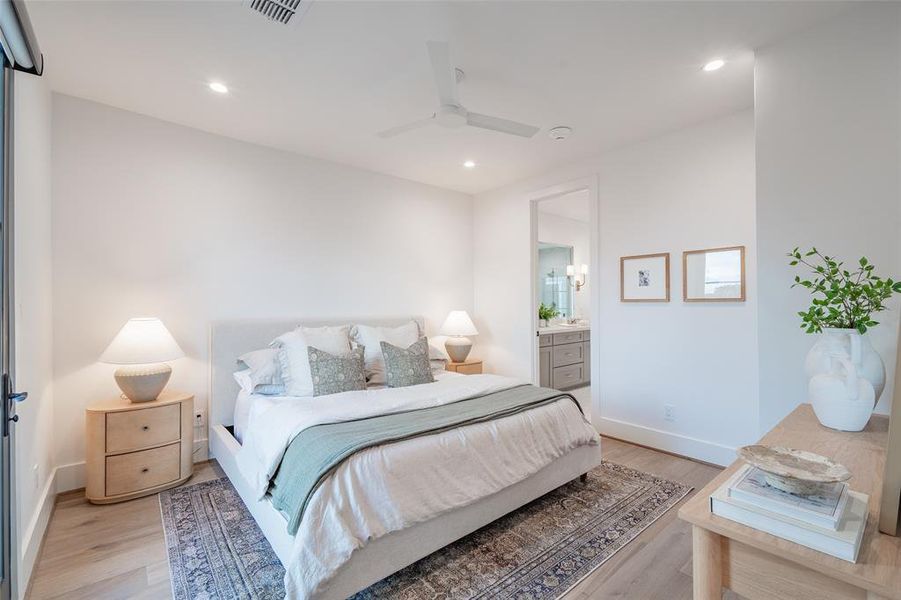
[710,464,868,562]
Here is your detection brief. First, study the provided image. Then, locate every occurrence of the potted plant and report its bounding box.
[538,303,559,328]
[789,247,901,430]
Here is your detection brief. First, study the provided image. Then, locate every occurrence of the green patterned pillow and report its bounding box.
[381,337,435,388]
[307,346,367,396]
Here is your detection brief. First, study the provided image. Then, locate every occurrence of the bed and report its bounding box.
[208,317,602,599]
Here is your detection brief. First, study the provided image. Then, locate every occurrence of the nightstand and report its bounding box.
[85,391,194,504]
[446,359,483,375]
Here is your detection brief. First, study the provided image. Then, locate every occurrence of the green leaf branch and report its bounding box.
[788,247,901,334]
[538,302,560,321]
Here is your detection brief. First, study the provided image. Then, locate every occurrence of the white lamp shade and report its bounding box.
[100,317,184,365]
[440,310,479,337]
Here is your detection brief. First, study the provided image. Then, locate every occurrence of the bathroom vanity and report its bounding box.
[537,325,590,390]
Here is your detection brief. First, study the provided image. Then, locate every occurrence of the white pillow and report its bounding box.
[350,321,420,385]
[232,368,285,395]
[233,368,254,393]
[238,348,282,388]
[272,325,351,397]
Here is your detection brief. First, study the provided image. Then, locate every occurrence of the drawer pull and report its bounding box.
[141,425,150,431]
[141,468,149,473]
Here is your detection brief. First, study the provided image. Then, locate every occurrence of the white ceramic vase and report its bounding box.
[805,328,884,431]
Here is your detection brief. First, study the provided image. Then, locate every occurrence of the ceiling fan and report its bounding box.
[377,41,540,139]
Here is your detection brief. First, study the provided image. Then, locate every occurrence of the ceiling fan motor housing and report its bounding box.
[549,126,573,140]
[376,41,540,138]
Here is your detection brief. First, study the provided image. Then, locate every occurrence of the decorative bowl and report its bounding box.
[737,445,851,496]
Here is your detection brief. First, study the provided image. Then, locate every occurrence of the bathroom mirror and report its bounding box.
[683,246,746,302]
[538,242,574,318]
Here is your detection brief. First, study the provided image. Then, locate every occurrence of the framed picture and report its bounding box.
[683,246,746,302]
[620,253,670,302]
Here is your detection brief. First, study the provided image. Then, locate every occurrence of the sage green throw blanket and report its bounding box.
[268,384,580,535]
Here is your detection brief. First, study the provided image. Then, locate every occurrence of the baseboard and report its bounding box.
[53,461,86,493]
[17,468,58,600]
[595,416,736,467]
[193,437,209,462]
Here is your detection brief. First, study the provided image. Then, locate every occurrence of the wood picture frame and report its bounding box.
[682,246,746,302]
[620,252,670,302]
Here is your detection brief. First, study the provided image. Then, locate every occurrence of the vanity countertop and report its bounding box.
[537,324,590,335]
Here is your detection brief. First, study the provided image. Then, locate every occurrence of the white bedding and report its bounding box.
[236,373,600,599]
[233,388,254,443]
[233,370,462,444]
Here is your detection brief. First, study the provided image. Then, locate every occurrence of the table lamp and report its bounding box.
[100,317,184,403]
[440,310,479,363]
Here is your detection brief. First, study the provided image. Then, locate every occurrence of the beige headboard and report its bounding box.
[208,317,424,429]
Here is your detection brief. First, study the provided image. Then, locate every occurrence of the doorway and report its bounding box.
[0,58,12,600]
[529,178,600,423]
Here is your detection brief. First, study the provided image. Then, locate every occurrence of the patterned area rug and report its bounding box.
[160,462,691,599]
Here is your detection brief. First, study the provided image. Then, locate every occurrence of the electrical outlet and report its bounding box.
[194,411,205,427]
[664,404,676,422]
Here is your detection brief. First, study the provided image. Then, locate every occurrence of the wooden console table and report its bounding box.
[679,404,901,600]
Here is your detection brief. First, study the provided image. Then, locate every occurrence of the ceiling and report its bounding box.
[29,1,851,194]
[538,190,589,223]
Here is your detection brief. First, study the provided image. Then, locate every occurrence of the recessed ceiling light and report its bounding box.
[463,160,476,169]
[703,59,725,72]
[208,81,229,94]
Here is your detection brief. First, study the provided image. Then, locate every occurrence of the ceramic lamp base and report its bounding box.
[445,337,473,363]
[114,363,172,403]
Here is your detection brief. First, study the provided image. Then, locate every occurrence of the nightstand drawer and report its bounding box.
[106,404,180,453]
[105,443,181,497]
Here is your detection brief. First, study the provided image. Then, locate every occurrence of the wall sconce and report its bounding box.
[567,264,588,292]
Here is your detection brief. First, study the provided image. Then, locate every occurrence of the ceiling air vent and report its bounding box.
[244,0,310,26]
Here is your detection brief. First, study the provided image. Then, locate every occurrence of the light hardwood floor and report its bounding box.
[26,438,723,599]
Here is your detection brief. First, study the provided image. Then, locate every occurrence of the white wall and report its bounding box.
[51,95,474,481]
[537,211,590,319]
[755,3,901,432]
[475,111,757,465]
[13,73,54,597]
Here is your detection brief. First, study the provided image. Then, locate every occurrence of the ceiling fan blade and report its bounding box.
[376,115,436,138]
[426,41,459,107]
[466,112,540,138]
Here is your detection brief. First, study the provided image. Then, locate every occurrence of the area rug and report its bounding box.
[160,462,691,599]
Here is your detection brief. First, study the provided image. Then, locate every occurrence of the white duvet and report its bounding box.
[236,373,600,599]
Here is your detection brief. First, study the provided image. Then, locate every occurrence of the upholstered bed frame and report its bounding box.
[208,317,602,599]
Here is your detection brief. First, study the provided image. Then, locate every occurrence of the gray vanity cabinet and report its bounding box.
[537,329,590,390]
[538,346,552,387]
